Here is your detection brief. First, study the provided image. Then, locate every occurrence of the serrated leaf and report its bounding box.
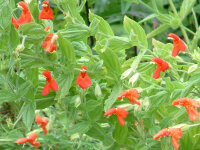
[104,84,122,111]
[98,49,121,76]
[22,102,36,130]
[89,11,114,36]
[19,23,47,43]
[69,121,91,135]
[0,90,16,103]
[58,33,76,64]
[56,72,74,100]
[59,24,90,41]
[180,0,197,19]
[0,0,12,31]
[124,16,148,48]
[113,123,128,144]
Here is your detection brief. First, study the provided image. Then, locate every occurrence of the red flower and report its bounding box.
[16,133,40,148]
[152,57,169,79]
[76,65,92,89]
[168,33,186,57]
[39,1,53,20]
[42,70,58,95]
[172,97,200,121]
[44,26,50,31]
[117,89,140,105]
[153,128,183,150]
[104,107,128,126]
[41,33,58,53]
[12,1,32,29]
[35,115,49,136]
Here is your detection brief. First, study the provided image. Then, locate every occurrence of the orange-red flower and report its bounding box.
[39,1,53,20]
[117,89,140,105]
[12,1,32,29]
[104,107,128,126]
[41,33,58,53]
[44,26,50,31]
[76,65,92,89]
[153,128,183,150]
[16,133,40,148]
[35,115,48,136]
[172,97,200,121]
[152,57,169,79]
[42,70,58,95]
[168,33,186,57]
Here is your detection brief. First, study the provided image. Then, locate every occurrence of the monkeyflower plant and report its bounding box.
[1,0,200,149]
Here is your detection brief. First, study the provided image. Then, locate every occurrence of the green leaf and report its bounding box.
[21,102,36,130]
[124,16,148,48]
[29,0,40,23]
[149,91,170,112]
[69,121,91,135]
[98,49,121,76]
[26,68,39,87]
[36,92,56,109]
[89,11,114,36]
[19,23,47,43]
[59,24,90,41]
[86,123,105,141]
[147,24,169,39]
[104,84,122,111]
[88,105,103,121]
[156,13,180,29]
[58,33,76,64]
[56,72,74,100]
[89,17,100,35]
[113,123,128,144]
[10,25,20,49]
[0,90,16,103]
[180,0,197,19]
[0,0,12,31]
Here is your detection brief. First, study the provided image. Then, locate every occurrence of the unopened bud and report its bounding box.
[121,68,133,79]
[95,83,102,97]
[188,64,198,74]
[75,96,81,108]
[15,44,25,54]
[142,97,149,111]
[170,123,189,132]
[129,72,139,86]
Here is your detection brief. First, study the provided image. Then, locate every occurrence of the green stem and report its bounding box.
[182,26,195,35]
[80,89,89,120]
[168,0,190,45]
[192,9,198,31]
[140,1,155,12]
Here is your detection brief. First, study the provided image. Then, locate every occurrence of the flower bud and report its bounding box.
[142,97,149,111]
[188,64,198,74]
[75,96,81,108]
[95,83,102,97]
[121,68,133,80]
[170,123,190,132]
[129,73,139,86]
[15,44,25,54]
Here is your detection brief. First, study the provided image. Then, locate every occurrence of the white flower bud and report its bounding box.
[129,72,139,86]
[121,68,134,80]
[188,64,198,74]
[16,44,25,53]
[75,96,81,108]
[142,97,149,111]
[95,83,102,97]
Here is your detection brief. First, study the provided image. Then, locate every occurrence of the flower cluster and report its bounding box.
[105,88,140,126]
[12,1,199,150]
